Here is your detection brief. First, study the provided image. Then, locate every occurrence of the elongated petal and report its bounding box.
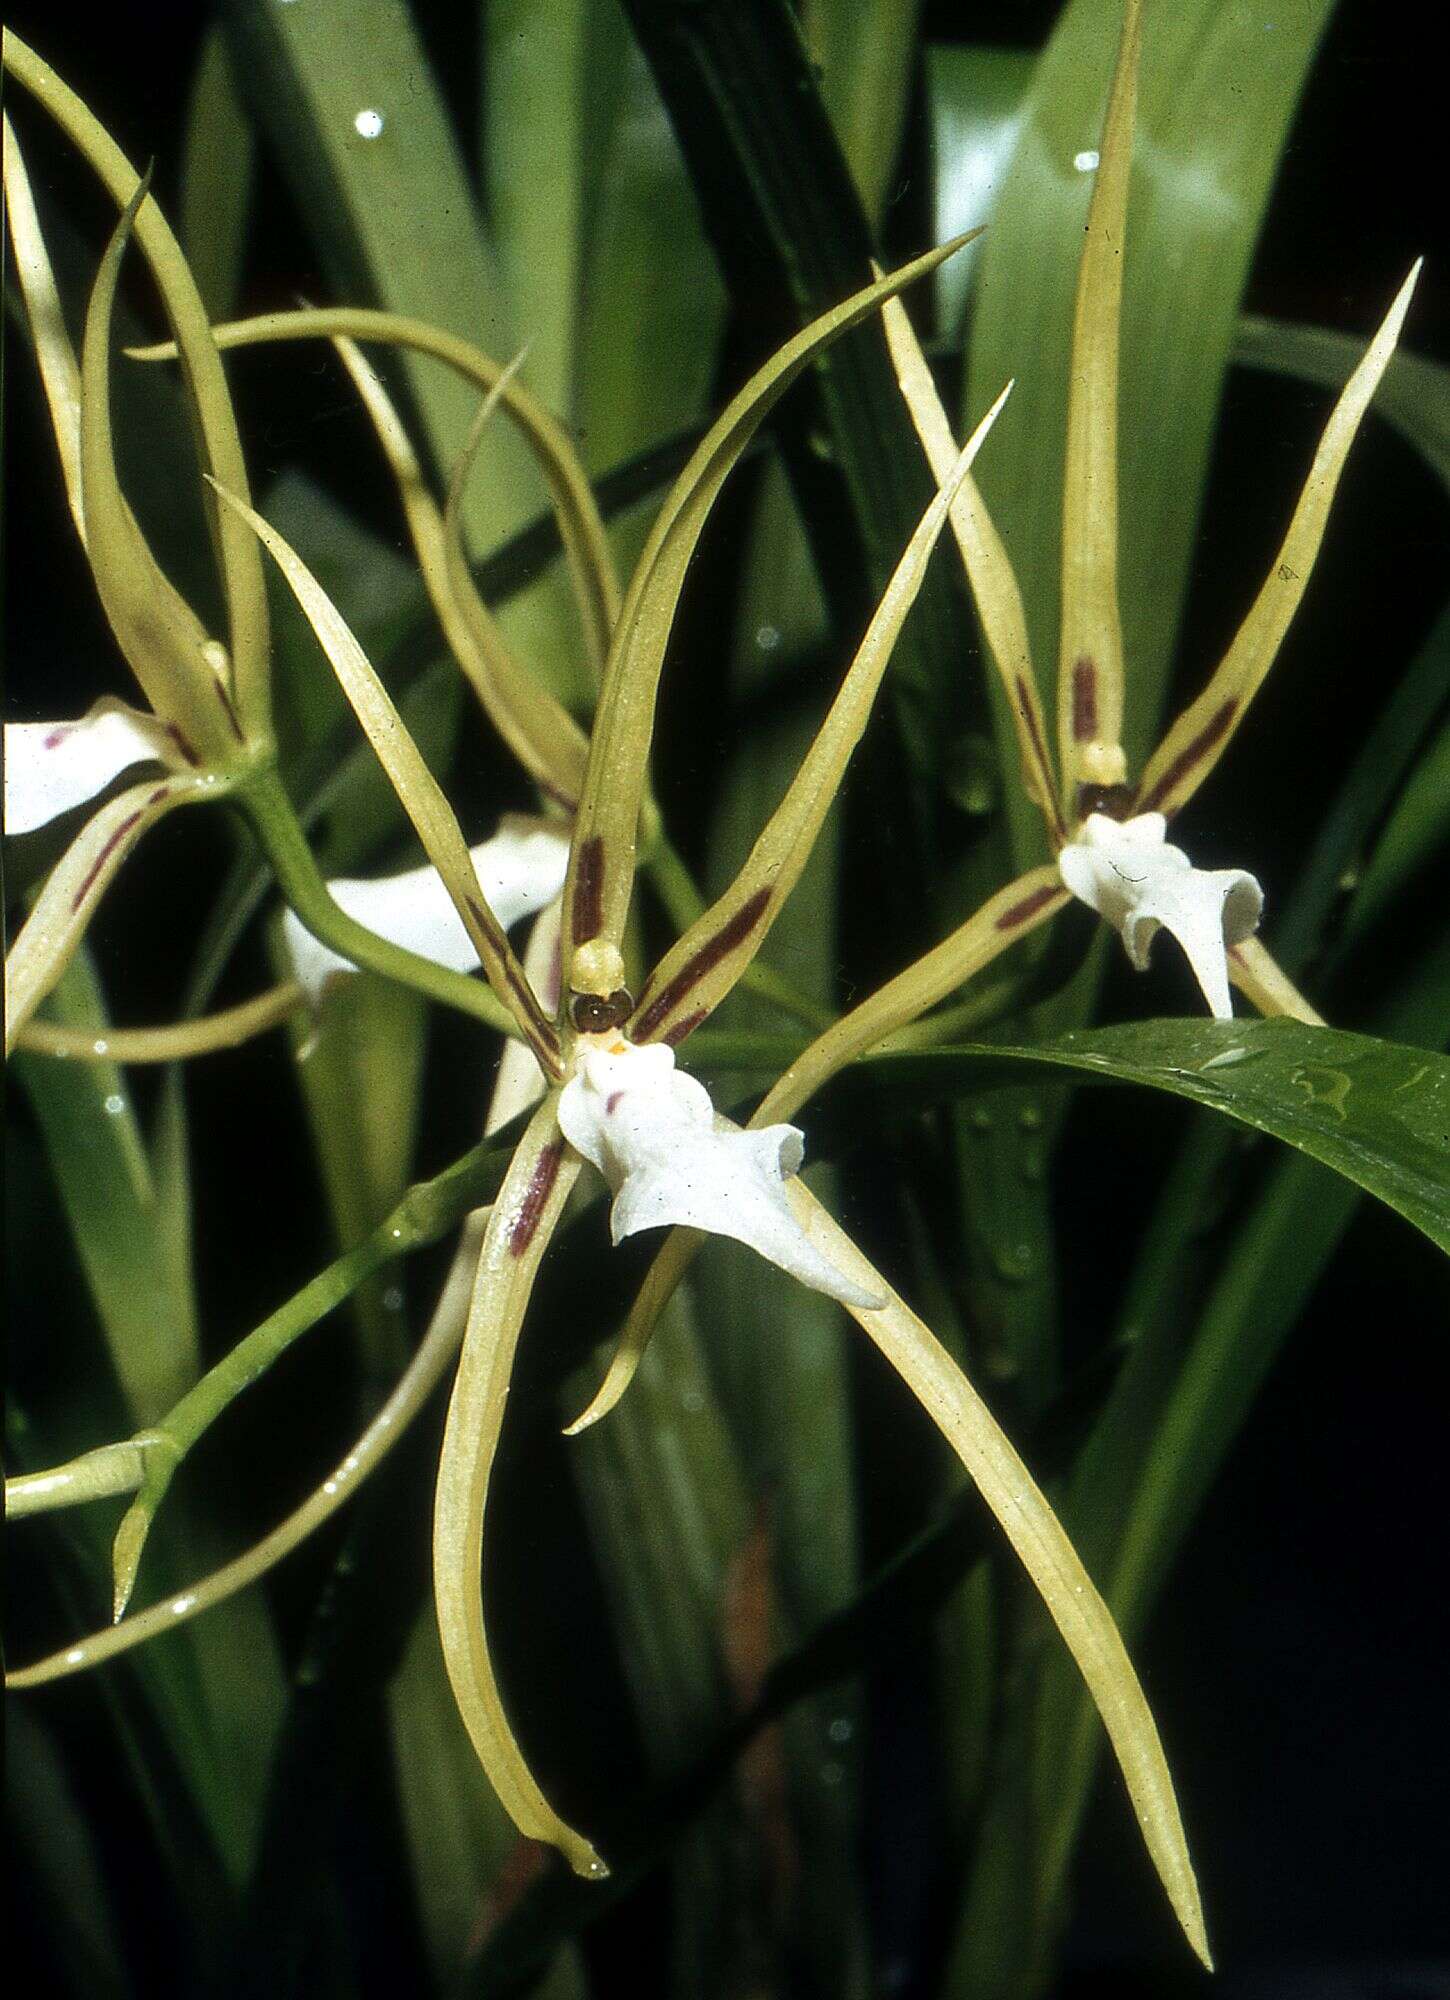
[5,772,211,1047]
[332,336,591,808]
[1137,262,1423,817]
[1056,0,1143,804]
[130,305,618,679]
[3,112,85,543]
[1059,812,1261,1019]
[486,899,562,1137]
[4,34,270,735]
[1228,937,1325,1026]
[880,290,1063,843]
[282,821,569,1008]
[5,702,182,834]
[557,1038,880,1308]
[783,1180,1211,1970]
[80,182,243,759]
[432,1101,602,1873]
[630,388,1011,1048]
[15,983,302,1063]
[7,1214,482,1686]
[567,867,1064,1431]
[211,481,563,1075]
[561,239,972,988]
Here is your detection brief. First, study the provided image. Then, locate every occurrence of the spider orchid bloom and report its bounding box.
[191,239,1209,1960]
[2,58,273,1050]
[880,0,1419,1024]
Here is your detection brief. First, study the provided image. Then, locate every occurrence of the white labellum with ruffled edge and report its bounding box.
[1058,811,1263,1020]
[558,1035,884,1309]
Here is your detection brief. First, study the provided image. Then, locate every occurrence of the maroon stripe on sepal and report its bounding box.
[509,1142,563,1256]
[572,835,605,943]
[1071,657,1098,742]
[995,882,1064,932]
[1138,699,1238,814]
[71,811,145,909]
[631,887,772,1043]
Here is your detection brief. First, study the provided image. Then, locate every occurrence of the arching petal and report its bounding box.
[431,1101,602,1875]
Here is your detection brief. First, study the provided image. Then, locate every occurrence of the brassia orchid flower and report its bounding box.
[878,0,1419,1027]
[186,257,1212,1954]
[2,50,275,1050]
[11,240,1208,1956]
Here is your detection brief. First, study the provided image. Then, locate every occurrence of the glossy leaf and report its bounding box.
[853,1018,1450,1254]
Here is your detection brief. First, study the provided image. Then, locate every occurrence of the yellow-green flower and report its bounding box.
[882,0,1417,1025]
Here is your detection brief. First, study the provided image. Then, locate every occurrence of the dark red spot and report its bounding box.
[572,835,605,943]
[509,1142,563,1256]
[662,1008,708,1049]
[71,810,145,909]
[995,882,1064,932]
[1137,699,1238,814]
[164,720,200,767]
[1071,657,1098,742]
[631,887,772,1043]
[215,680,246,743]
[44,728,68,749]
[605,1091,624,1115]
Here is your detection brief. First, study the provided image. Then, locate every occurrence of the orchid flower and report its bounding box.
[880,0,1418,1026]
[6,157,1211,1949]
[2,58,274,1049]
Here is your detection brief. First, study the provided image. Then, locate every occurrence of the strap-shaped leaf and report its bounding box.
[561,239,970,985]
[570,866,1065,1431]
[783,1178,1211,1969]
[3,113,84,542]
[880,289,1064,844]
[630,387,1011,1048]
[1056,0,1142,803]
[1136,261,1421,817]
[432,1100,602,1874]
[332,336,590,809]
[5,773,211,1048]
[132,307,618,680]
[1228,938,1324,1027]
[80,186,244,758]
[7,1215,483,1688]
[4,33,270,736]
[210,483,563,1075]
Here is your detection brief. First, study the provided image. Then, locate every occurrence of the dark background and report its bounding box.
[5,4,1447,1996]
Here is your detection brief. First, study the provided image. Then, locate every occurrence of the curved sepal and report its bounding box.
[431,1101,603,1874]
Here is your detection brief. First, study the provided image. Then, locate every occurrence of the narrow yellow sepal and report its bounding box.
[432,1102,606,1876]
[1056,0,1143,807]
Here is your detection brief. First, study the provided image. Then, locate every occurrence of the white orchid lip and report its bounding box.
[283,818,569,1005]
[558,1034,884,1310]
[4,701,186,836]
[1058,810,1262,1020]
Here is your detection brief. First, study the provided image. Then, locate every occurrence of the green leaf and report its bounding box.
[179,26,254,323]
[851,1018,1450,1255]
[803,0,925,229]
[964,0,1335,866]
[1235,312,1450,496]
[925,43,1035,342]
[16,948,199,1423]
